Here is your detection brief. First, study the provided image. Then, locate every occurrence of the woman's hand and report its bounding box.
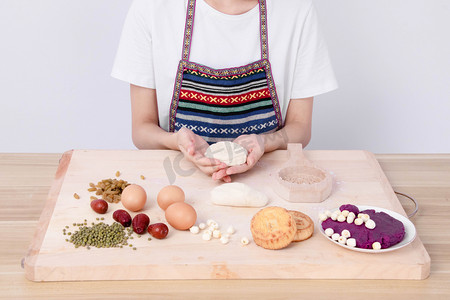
[212,134,265,181]
[176,127,229,179]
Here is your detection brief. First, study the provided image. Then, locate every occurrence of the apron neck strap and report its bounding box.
[259,0,269,61]
[181,0,269,61]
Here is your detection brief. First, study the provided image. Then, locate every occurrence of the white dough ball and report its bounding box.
[204,141,248,166]
[211,182,268,207]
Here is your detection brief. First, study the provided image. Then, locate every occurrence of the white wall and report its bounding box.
[1,0,449,153]
[313,0,450,153]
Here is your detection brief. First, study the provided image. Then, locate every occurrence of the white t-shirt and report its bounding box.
[111,0,338,131]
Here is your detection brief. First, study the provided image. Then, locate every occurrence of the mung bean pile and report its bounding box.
[68,222,129,248]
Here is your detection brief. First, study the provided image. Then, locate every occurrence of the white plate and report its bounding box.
[319,205,417,253]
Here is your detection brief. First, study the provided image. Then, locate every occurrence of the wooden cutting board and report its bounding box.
[24,148,430,281]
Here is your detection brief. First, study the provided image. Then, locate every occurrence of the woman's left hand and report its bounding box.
[212,134,265,181]
[177,127,228,178]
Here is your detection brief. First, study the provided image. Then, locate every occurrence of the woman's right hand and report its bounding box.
[176,127,229,180]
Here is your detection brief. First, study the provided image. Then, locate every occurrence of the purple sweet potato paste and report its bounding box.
[339,204,359,215]
[322,207,406,249]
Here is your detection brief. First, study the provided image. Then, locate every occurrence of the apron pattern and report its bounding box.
[169,0,282,144]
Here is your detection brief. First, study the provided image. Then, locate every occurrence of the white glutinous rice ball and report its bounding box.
[204,141,248,166]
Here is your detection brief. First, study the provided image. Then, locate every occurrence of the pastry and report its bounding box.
[288,210,314,242]
[250,207,297,250]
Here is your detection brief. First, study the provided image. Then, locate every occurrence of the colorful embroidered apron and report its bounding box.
[169,0,282,144]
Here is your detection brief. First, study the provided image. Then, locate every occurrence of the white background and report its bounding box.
[1,0,449,153]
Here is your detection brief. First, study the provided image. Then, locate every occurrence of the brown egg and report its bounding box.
[121,184,147,212]
[157,185,185,210]
[165,202,197,230]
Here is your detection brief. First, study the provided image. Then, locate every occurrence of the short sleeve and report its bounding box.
[290,4,338,99]
[111,0,155,88]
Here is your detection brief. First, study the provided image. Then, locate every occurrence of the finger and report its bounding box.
[191,151,210,162]
[178,144,190,157]
[179,145,200,164]
[226,163,251,175]
[187,144,195,156]
[225,153,260,175]
[186,139,199,156]
[246,151,261,167]
[212,168,228,181]
[221,175,231,183]
[193,142,208,155]
[193,156,226,168]
[200,164,227,175]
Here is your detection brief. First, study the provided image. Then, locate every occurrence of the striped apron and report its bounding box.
[169,0,282,144]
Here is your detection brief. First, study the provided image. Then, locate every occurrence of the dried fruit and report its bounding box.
[132,213,150,234]
[90,199,108,214]
[88,178,130,203]
[113,209,132,227]
[148,223,169,239]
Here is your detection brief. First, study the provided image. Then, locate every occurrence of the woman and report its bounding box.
[112,0,337,182]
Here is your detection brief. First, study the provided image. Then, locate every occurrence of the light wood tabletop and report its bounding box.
[1,153,449,299]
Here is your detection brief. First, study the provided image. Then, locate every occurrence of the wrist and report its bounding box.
[165,131,180,151]
[263,130,287,153]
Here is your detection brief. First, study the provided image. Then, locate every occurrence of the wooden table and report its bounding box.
[1,153,449,298]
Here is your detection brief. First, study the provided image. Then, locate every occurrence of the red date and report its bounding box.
[90,199,108,214]
[132,213,150,234]
[148,223,169,239]
[113,209,132,227]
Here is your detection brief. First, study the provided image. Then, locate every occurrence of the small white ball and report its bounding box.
[202,232,212,241]
[209,222,219,230]
[372,242,381,250]
[241,237,249,245]
[212,230,221,239]
[361,214,370,222]
[346,238,356,247]
[319,213,328,222]
[354,218,364,226]
[331,233,340,241]
[338,236,347,244]
[198,223,206,230]
[189,226,200,234]
[365,219,376,229]
[220,236,229,244]
[325,228,334,236]
[331,213,338,221]
[341,210,350,217]
[337,214,346,222]
[341,229,351,238]
[226,226,235,235]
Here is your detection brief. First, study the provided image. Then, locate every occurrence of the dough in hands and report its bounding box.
[211,182,268,207]
[204,141,248,166]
